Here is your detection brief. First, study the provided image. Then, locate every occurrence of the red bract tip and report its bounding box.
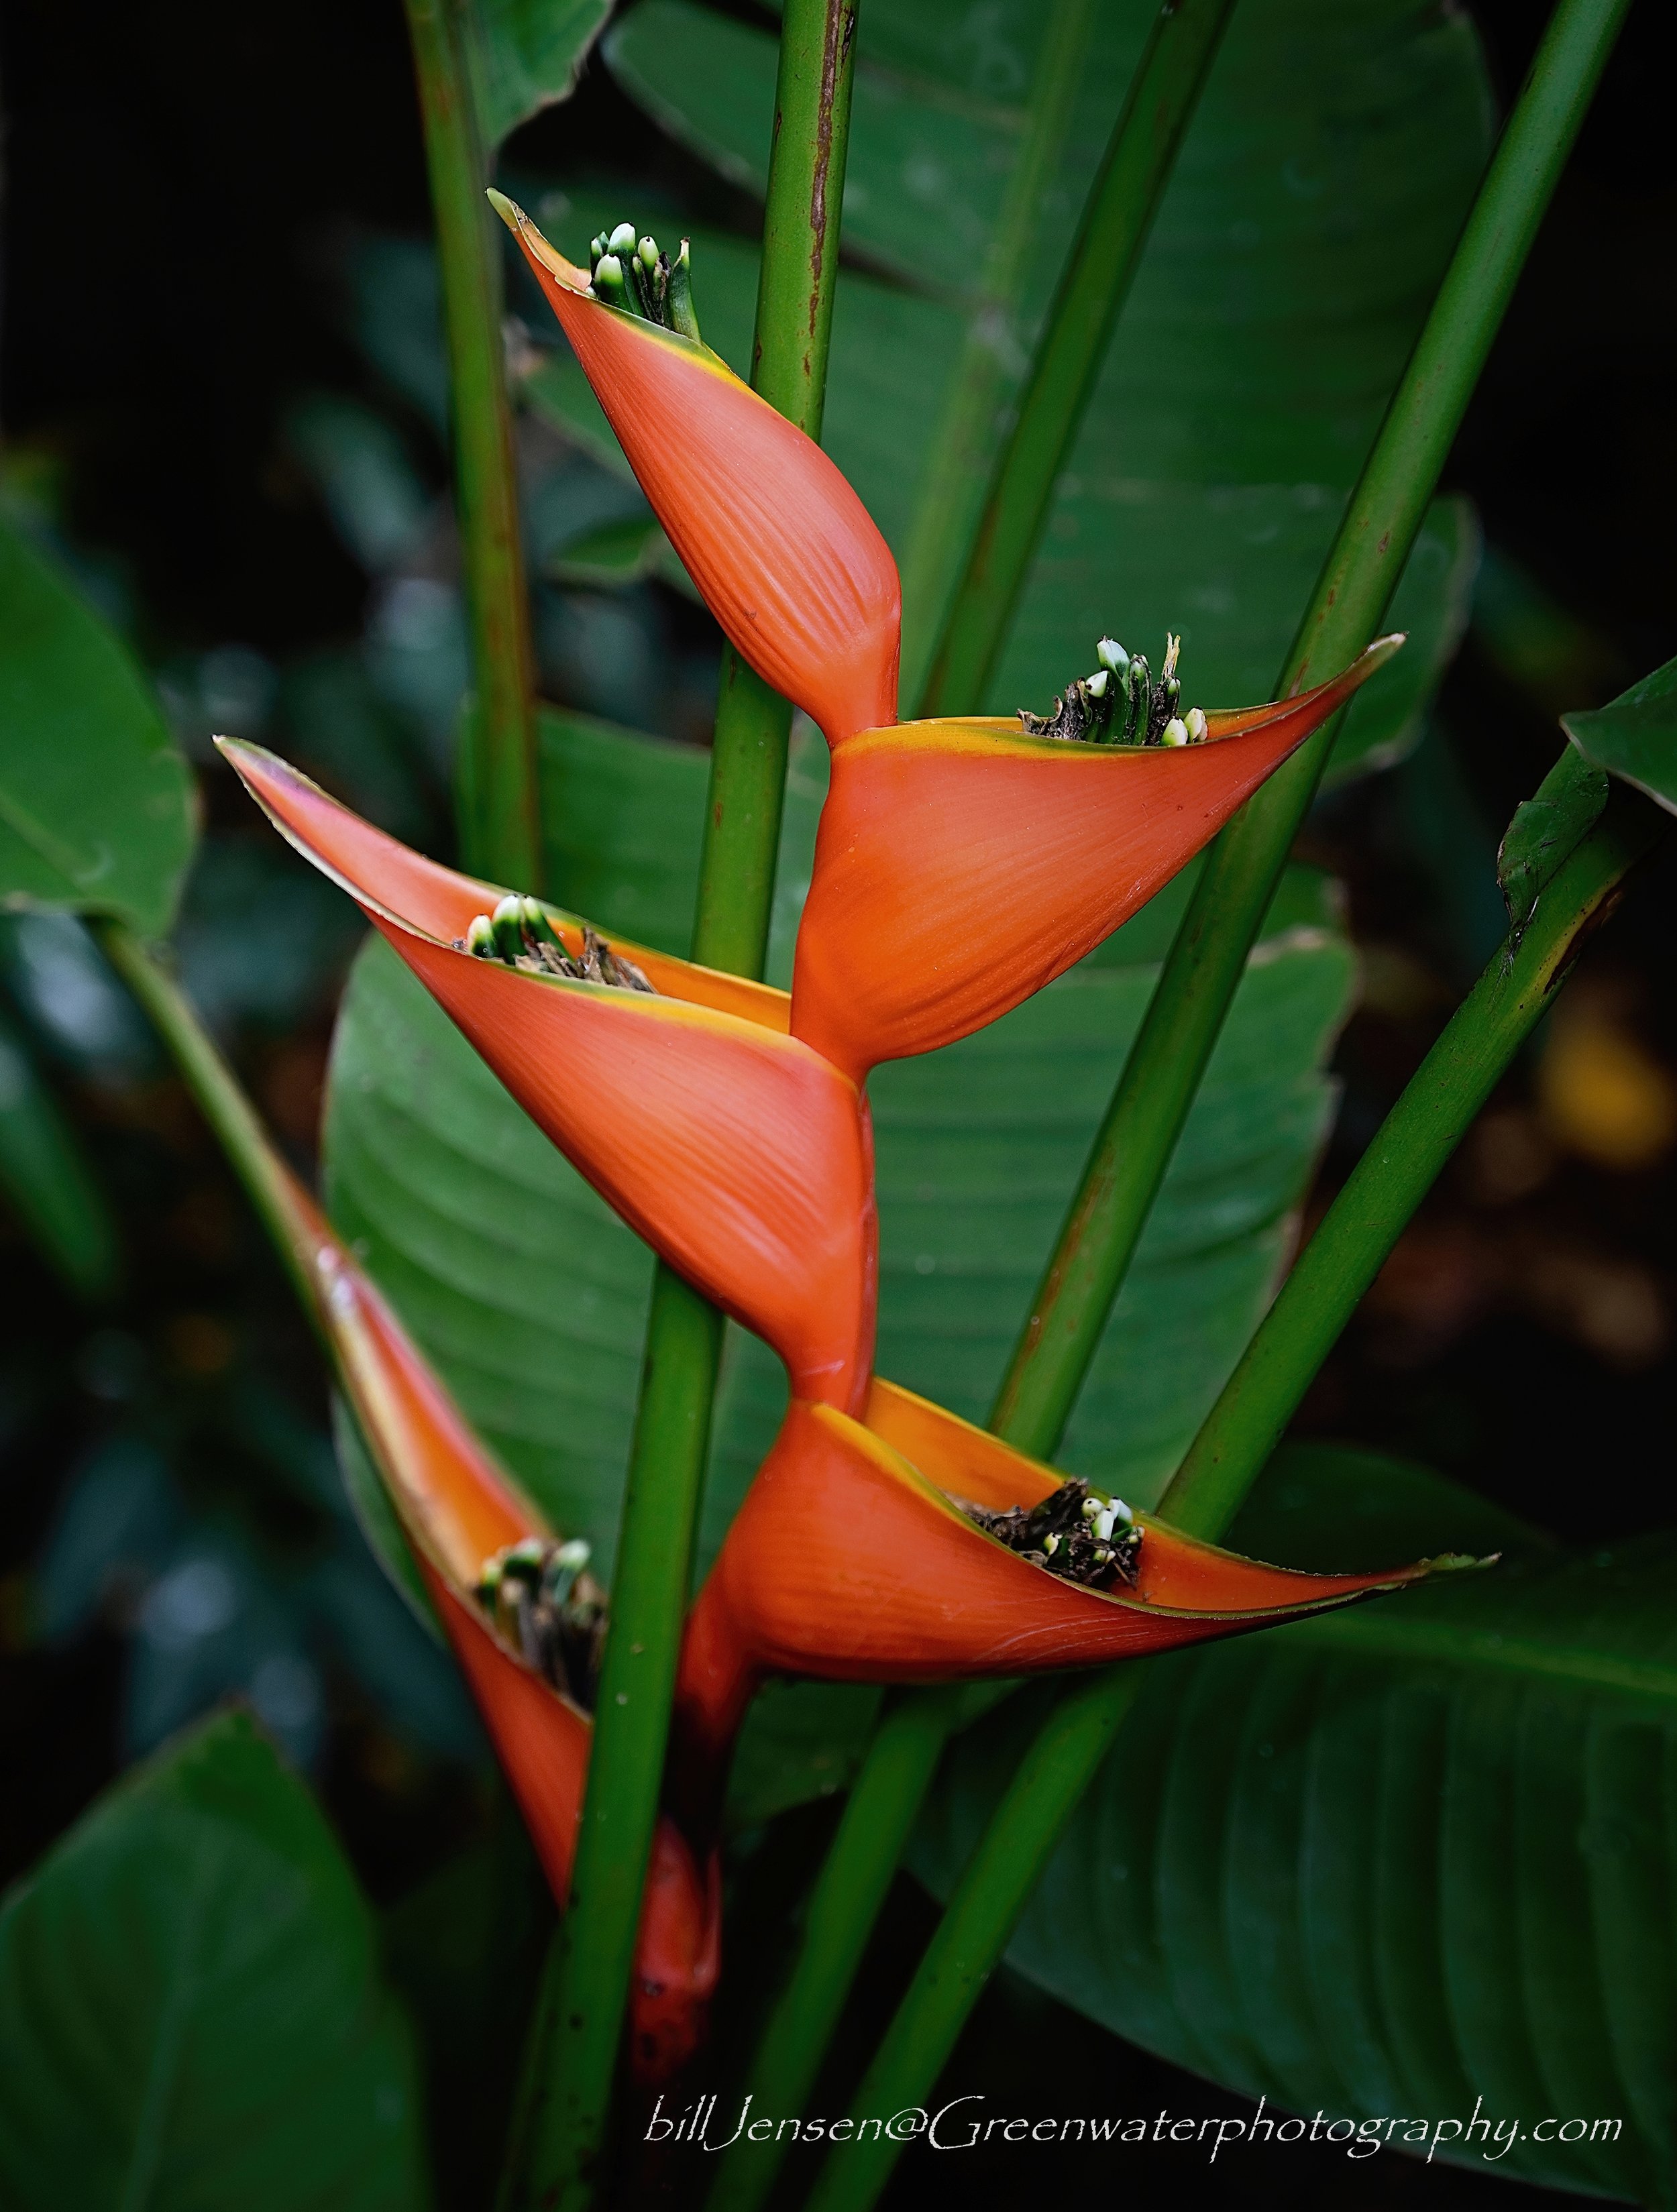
[493,196,900,745]
[790,639,1404,1081]
[221,741,878,1413]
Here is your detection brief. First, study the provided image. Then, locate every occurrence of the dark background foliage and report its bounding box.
[1,2,1674,2205]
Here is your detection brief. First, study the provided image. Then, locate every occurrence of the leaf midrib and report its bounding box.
[1280,1606,1677,1707]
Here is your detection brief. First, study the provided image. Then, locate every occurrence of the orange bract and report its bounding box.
[673,1387,1449,1834]
[495,198,900,745]
[223,741,879,1413]
[791,640,1403,1079]
[281,1176,719,2080]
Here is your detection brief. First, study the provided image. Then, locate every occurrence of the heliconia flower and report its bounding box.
[267,1169,718,2081]
[219,740,878,1414]
[488,191,900,746]
[789,637,1403,1080]
[671,1378,1470,1835]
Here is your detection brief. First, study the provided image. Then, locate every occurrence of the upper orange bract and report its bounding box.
[790,641,1403,1080]
[494,197,900,746]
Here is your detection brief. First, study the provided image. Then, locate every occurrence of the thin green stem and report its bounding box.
[692,0,859,976]
[1161,787,1662,1536]
[511,7,860,2205]
[988,0,1633,1461]
[917,0,1237,718]
[802,9,1631,2208]
[94,923,318,1303]
[896,0,1100,703]
[403,0,541,886]
[704,1684,1007,2212]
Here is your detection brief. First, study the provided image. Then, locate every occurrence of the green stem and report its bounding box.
[916,0,1237,718]
[896,0,1100,704]
[801,9,1631,2209]
[403,0,541,886]
[987,0,1633,1461]
[512,8,860,2205]
[692,0,859,975]
[94,923,319,1302]
[702,13,1234,2162]
[704,1684,1006,2212]
[1161,788,1661,1537]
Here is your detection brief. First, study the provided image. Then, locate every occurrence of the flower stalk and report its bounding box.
[773,7,1635,2205]
[512,6,861,2205]
[402,0,541,885]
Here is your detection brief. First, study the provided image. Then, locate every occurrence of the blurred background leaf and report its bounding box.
[0,1710,431,2210]
[0,517,197,937]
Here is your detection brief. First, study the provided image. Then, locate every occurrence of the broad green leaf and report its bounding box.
[0,518,197,936]
[726,1681,884,1832]
[0,1008,120,1301]
[467,0,612,156]
[0,1710,428,2210]
[1564,650,1677,819]
[325,714,1350,1608]
[913,1450,1676,2202]
[602,0,1490,741]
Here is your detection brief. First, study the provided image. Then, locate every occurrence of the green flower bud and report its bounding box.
[1121,653,1152,744]
[1086,667,1109,700]
[466,913,496,958]
[517,895,559,948]
[607,221,637,256]
[1161,718,1190,747]
[637,235,660,271]
[666,237,701,343]
[592,254,626,302]
[1096,636,1129,675]
[491,892,526,960]
[1185,707,1207,743]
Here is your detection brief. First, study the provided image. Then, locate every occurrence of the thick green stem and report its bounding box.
[704,1684,1006,2212]
[917,0,1237,718]
[702,10,1234,2160]
[896,0,1100,702]
[512,1268,724,2209]
[988,0,1633,1461]
[692,0,859,975]
[1162,789,1661,1535]
[802,9,1631,2209]
[403,0,541,887]
[512,7,860,2205]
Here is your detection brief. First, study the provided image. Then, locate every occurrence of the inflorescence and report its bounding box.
[456,895,656,993]
[1020,633,1209,749]
[961,1478,1142,1590]
[473,1535,607,1708]
[588,220,702,342]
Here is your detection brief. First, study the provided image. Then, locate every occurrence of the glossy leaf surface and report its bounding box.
[0,518,196,936]
[468,0,612,152]
[0,1710,427,2211]
[1564,648,1677,818]
[913,1448,1674,2202]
